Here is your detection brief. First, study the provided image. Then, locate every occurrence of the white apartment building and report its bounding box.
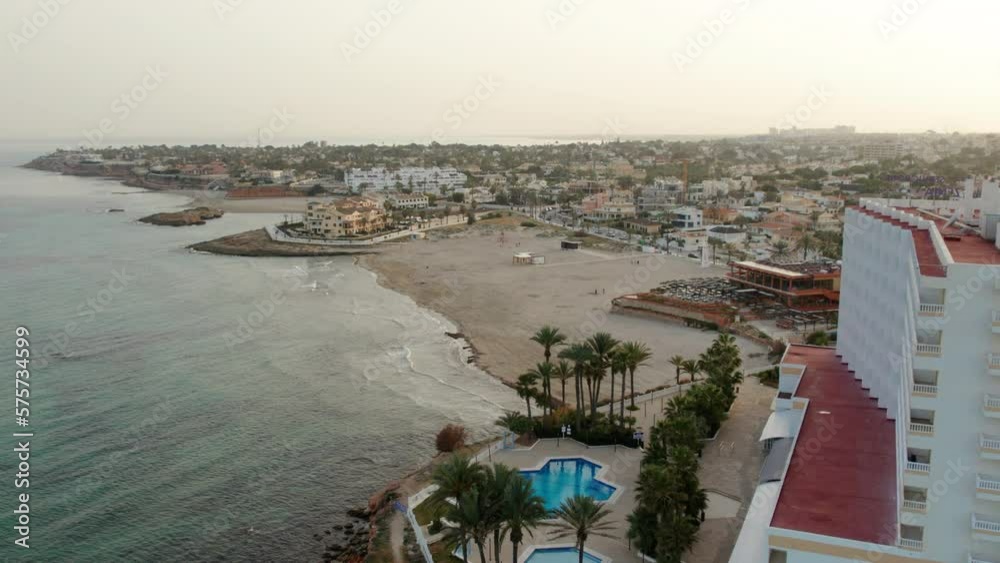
[731,178,1000,563]
[863,143,905,161]
[344,167,467,193]
[672,207,702,229]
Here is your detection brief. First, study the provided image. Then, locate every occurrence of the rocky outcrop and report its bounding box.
[189,229,378,257]
[139,207,224,227]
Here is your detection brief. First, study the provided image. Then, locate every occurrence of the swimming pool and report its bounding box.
[519,458,616,511]
[524,546,603,563]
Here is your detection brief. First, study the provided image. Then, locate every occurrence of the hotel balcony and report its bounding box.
[918,302,945,316]
[906,448,931,475]
[991,354,1000,376]
[898,524,925,551]
[909,410,935,437]
[914,343,942,357]
[981,434,1000,461]
[976,474,1000,502]
[972,513,1000,542]
[986,395,1000,419]
[911,369,938,398]
[902,487,928,513]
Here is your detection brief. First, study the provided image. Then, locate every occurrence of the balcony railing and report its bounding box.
[898,538,924,551]
[972,513,1000,534]
[902,499,927,512]
[915,343,942,356]
[977,474,1000,494]
[919,303,945,315]
[991,353,1000,369]
[909,422,934,435]
[912,383,938,396]
[982,434,1000,451]
[987,395,1000,409]
[906,461,931,474]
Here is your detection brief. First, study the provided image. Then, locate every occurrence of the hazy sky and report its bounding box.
[2,0,998,144]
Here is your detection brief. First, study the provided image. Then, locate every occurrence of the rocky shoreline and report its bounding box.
[139,207,224,226]
[189,228,379,257]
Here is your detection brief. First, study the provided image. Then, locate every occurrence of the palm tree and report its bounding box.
[547,496,617,563]
[772,239,790,259]
[795,232,815,260]
[608,351,626,422]
[620,341,652,410]
[669,355,685,388]
[449,489,492,563]
[484,464,517,561]
[586,332,620,419]
[554,360,573,407]
[531,326,566,364]
[504,475,548,563]
[531,327,566,409]
[559,344,593,427]
[516,372,539,421]
[526,362,555,417]
[429,455,485,563]
[680,359,700,385]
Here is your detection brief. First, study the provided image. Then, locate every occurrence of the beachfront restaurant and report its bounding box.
[726,260,841,312]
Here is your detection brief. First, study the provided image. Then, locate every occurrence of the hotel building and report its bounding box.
[732,178,1000,563]
[344,167,467,193]
[304,197,389,238]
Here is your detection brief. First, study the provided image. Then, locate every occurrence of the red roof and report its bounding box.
[912,209,1000,266]
[771,345,897,545]
[854,207,946,277]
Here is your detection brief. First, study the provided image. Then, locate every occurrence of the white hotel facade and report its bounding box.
[344,167,467,194]
[732,178,1000,563]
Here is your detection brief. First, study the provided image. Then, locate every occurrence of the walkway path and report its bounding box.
[688,377,773,563]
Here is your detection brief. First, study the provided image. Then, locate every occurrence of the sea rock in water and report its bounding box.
[139,207,224,227]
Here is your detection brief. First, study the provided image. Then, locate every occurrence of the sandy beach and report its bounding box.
[360,218,771,397]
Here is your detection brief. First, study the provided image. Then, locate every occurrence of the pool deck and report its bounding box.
[481,439,645,563]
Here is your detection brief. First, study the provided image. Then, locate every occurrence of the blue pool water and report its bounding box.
[520,458,616,511]
[525,547,602,563]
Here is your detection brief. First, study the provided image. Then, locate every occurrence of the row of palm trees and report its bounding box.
[428,454,615,563]
[628,333,744,562]
[516,326,652,431]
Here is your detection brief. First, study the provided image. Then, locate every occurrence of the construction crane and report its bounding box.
[681,159,690,205]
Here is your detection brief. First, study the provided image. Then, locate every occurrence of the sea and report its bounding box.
[0,143,521,561]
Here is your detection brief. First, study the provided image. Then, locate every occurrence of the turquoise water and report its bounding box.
[525,547,602,563]
[520,458,616,512]
[0,144,521,561]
